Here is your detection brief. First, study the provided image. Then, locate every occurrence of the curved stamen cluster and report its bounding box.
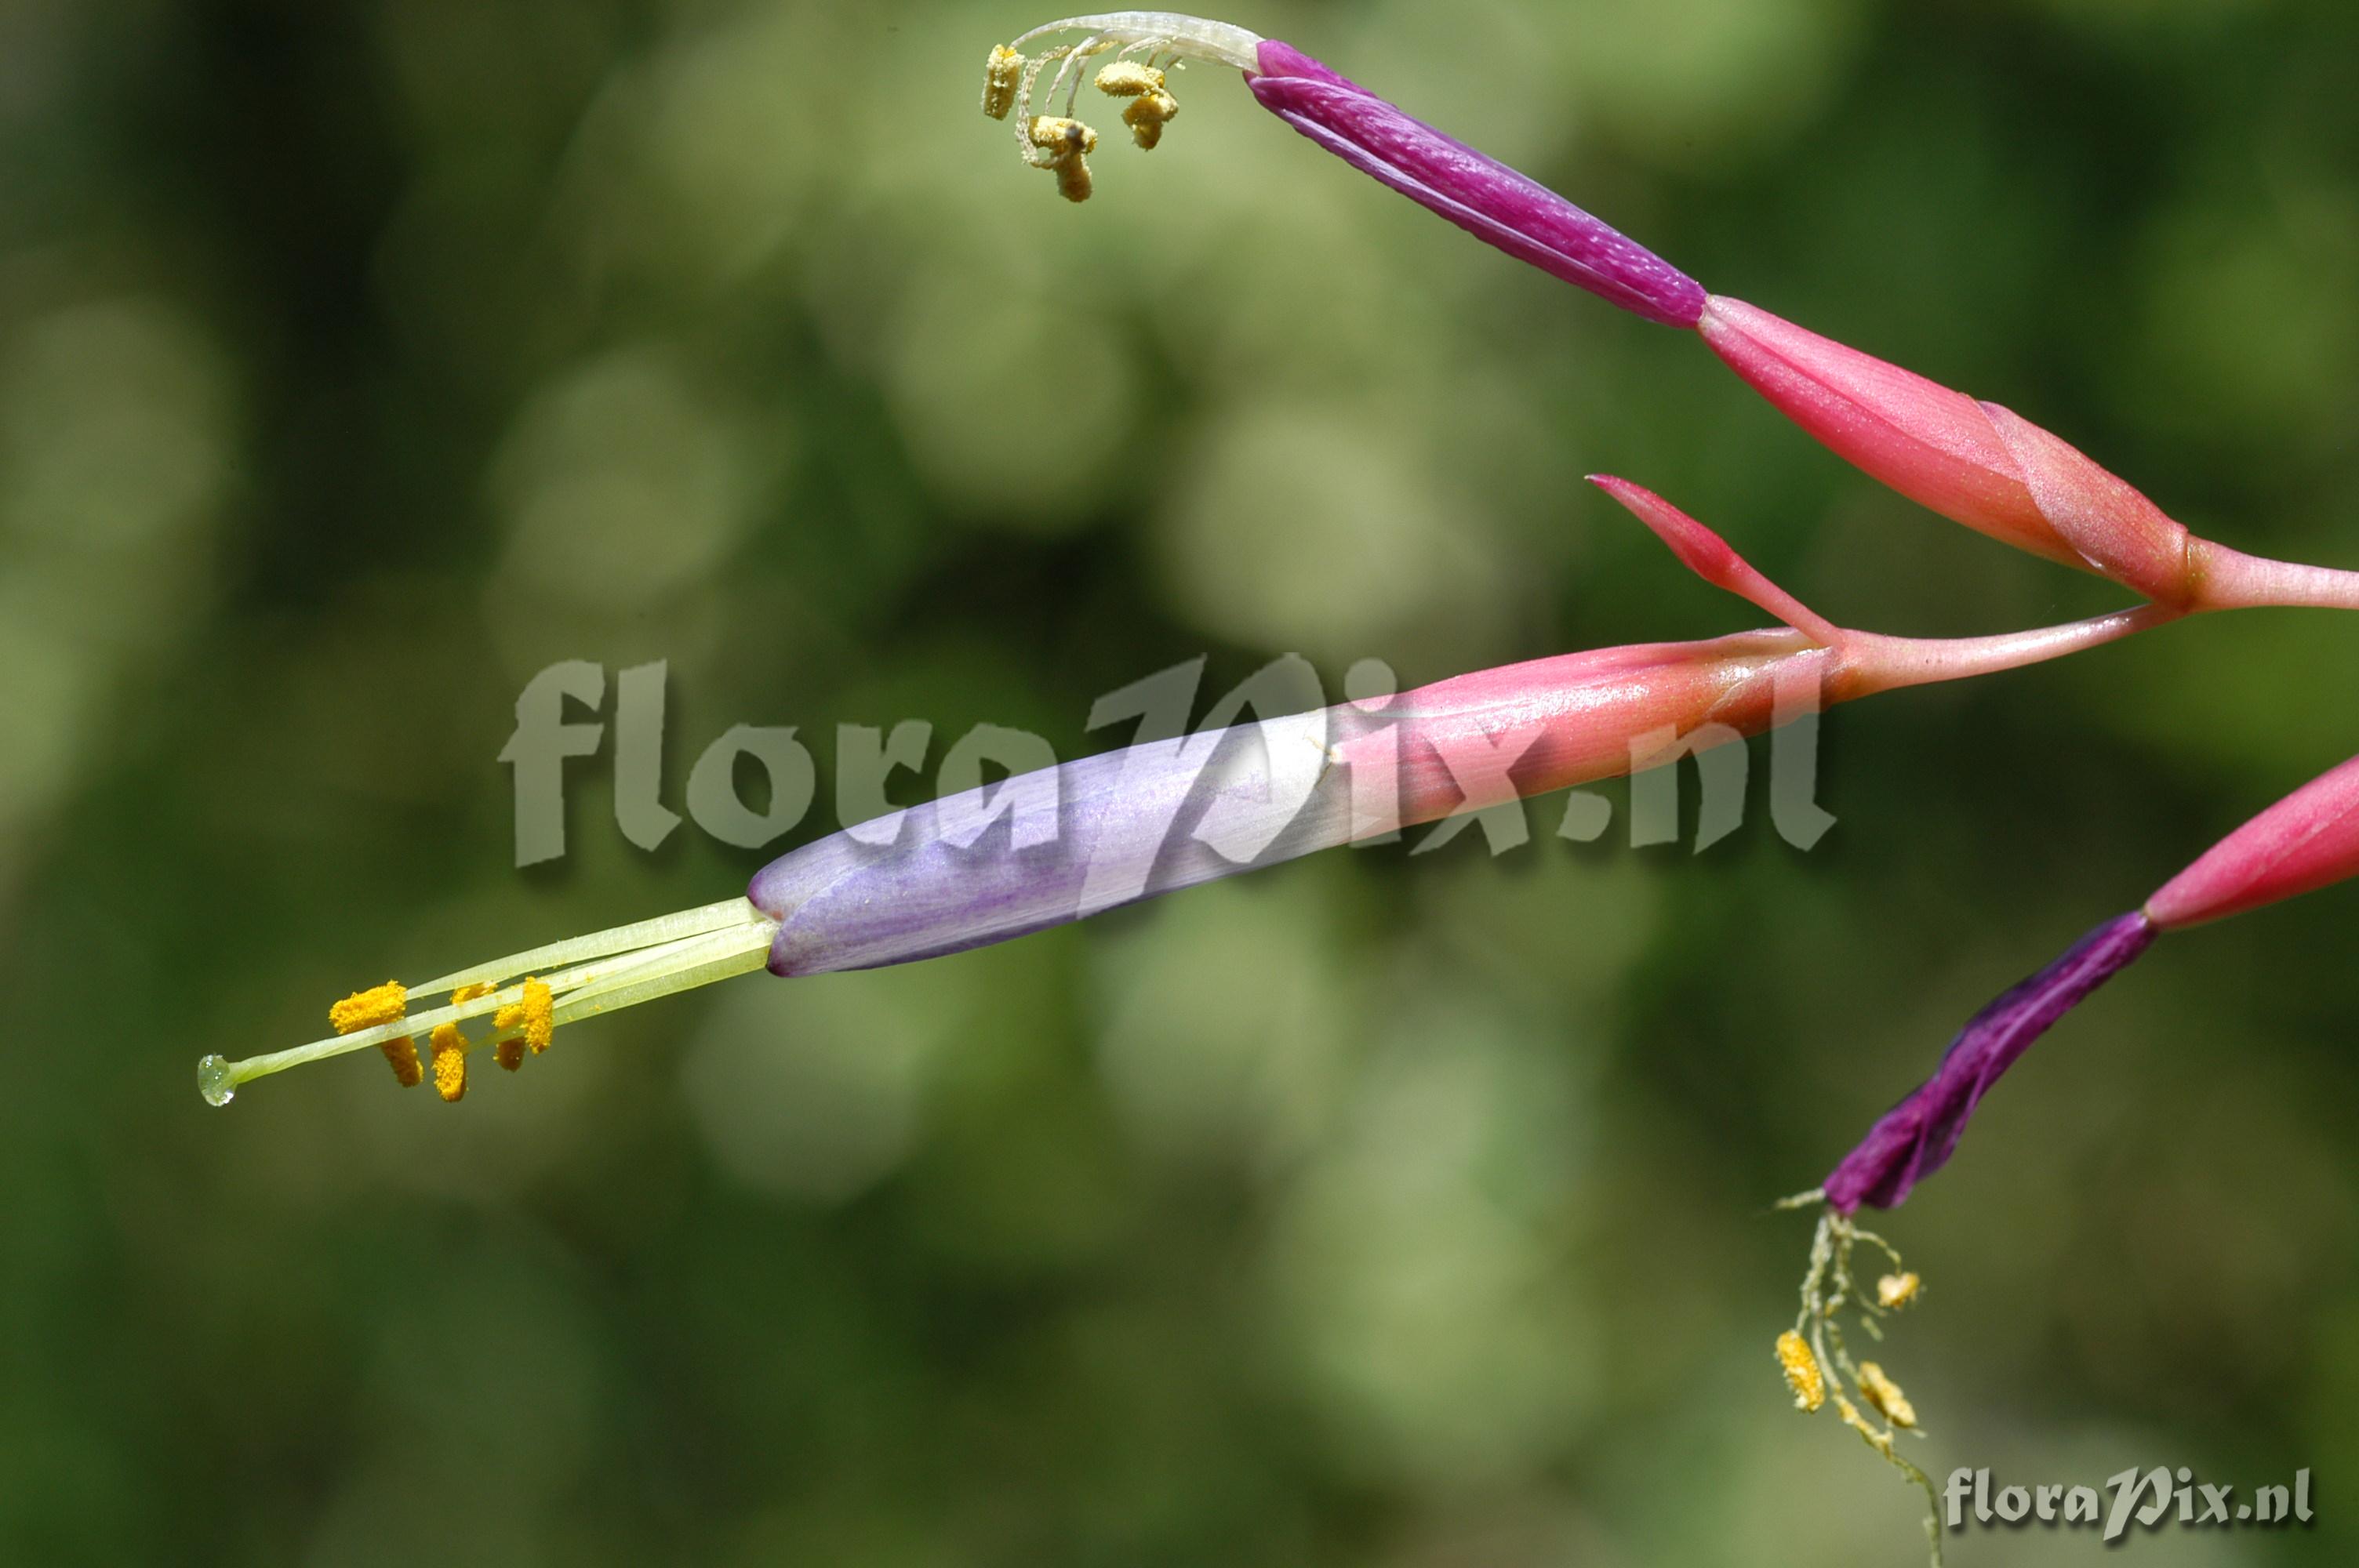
[979,13,1262,199]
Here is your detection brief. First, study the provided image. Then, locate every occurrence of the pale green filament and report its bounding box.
[197,899,779,1105]
[1782,1198,1943,1567]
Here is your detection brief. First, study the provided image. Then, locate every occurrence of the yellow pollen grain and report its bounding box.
[983,45,1022,119]
[1877,1271,1921,1309]
[1776,1330,1824,1413]
[1857,1363,1917,1429]
[451,982,496,1004]
[378,1035,423,1089]
[429,1022,468,1103]
[329,981,407,1034]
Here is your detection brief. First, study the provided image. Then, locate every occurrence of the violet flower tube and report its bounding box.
[198,481,2166,1106]
[1820,750,2359,1214]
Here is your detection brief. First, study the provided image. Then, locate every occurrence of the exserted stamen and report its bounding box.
[981,13,1263,194]
[197,899,778,1106]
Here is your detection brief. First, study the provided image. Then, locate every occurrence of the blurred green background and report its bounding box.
[5,0,2358,1561]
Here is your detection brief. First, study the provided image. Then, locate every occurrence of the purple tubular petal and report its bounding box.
[747,713,1356,976]
[1823,910,2158,1214]
[1248,40,1707,328]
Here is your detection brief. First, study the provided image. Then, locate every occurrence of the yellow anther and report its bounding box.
[1857,1363,1918,1429]
[451,982,496,1004]
[1123,89,1179,150]
[520,978,553,1052]
[378,1035,423,1089]
[1776,1330,1824,1413]
[982,45,1023,119]
[1877,1271,1921,1309]
[1095,61,1165,98]
[1027,117,1099,201]
[429,1022,467,1102]
[494,1036,525,1073]
[493,977,555,1054]
[329,981,406,1034]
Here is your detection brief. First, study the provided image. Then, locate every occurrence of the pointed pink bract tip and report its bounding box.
[2143,752,2359,931]
[1588,475,1840,644]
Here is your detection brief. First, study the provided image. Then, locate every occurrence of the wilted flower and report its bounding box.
[1819,749,2359,1214]
[1773,748,2359,1563]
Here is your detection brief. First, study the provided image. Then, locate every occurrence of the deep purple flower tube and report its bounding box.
[1822,911,2158,1213]
[1247,41,1708,328]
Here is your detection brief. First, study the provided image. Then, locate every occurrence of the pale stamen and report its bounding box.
[197,900,779,1105]
[987,13,1263,194]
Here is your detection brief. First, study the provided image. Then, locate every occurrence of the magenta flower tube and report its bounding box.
[1244,42,1707,328]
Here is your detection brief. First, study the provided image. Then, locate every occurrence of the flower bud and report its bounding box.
[1699,296,2200,606]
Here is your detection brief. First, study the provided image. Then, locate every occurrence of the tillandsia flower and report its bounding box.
[199,481,2168,1106]
[1817,748,2359,1215]
[974,13,1705,322]
[975,14,2359,614]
